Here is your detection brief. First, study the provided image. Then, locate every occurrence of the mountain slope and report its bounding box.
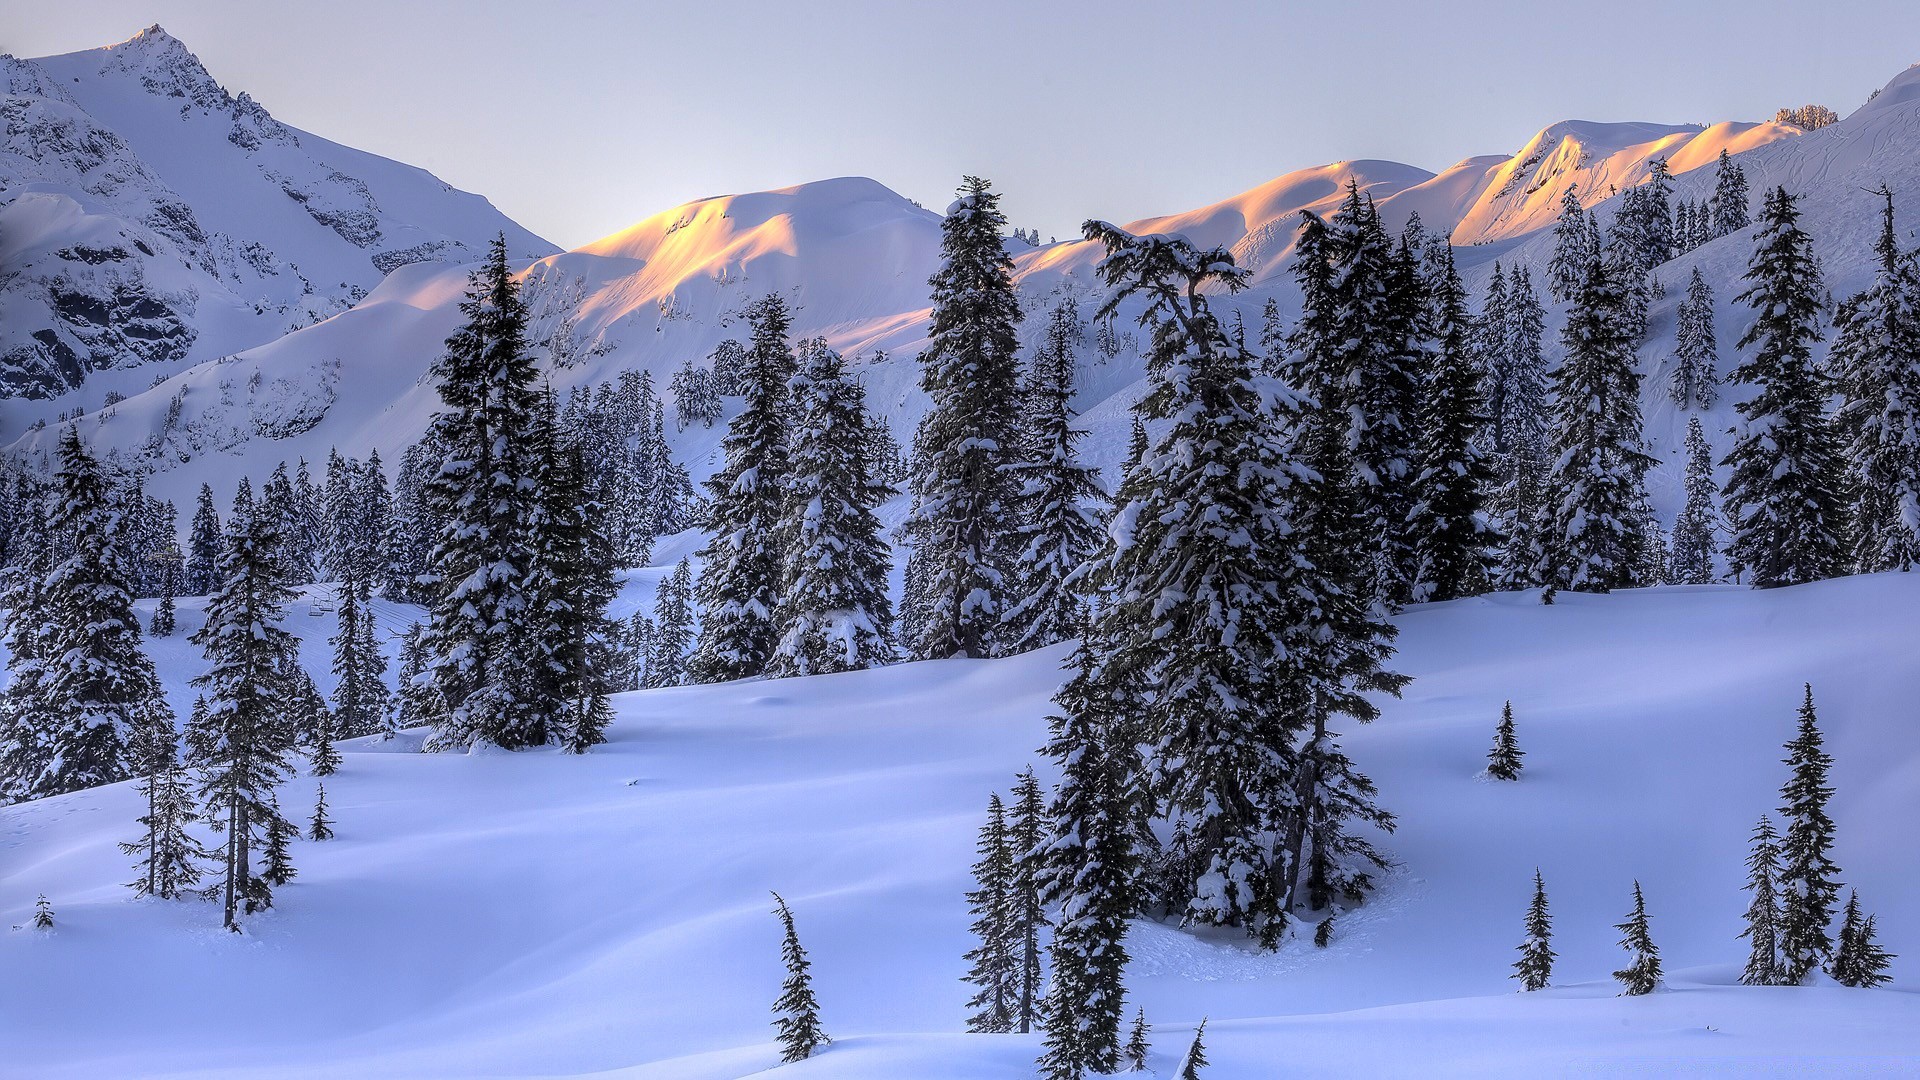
[0,26,554,401]
[2,571,1917,1077]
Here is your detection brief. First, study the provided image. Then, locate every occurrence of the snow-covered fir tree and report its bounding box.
[1537,257,1656,596]
[1175,1019,1208,1080]
[184,482,221,595]
[189,481,300,931]
[1484,269,1551,589]
[766,339,896,678]
[120,697,205,900]
[690,293,795,682]
[1003,299,1107,652]
[1725,187,1844,588]
[261,811,297,888]
[1834,187,1920,573]
[648,559,694,689]
[1009,767,1048,1033]
[1739,814,1784,986]
[903,176,1025,660]
[0,508,54,804]
[1612,881,1663,995]
[1124,1010,1150,1072]
[309,781,334,842]
[670,356,723,430]
[383,439,440,606]
[708,338,751,397]
[1611,158,1675,274]
[1709,148,1752,237]
[32,426,164,798]
[1669,418,1725,585]
[1777,684,1842,984]
[33,894,53,930]
[1407,238,1495,603]
[1669,268,1720,409]
[149,555,178,637]
[419,236,548,750]
[293,668,340,777]
[1829,890,1894,988]
[963,791,1016,1033]
[1546,187,1597,304]
[1486,701,1523,780]
[329,570,389,740]
[393,622,439,737]
[770,891,828,1063]
[1513,868,1554,990]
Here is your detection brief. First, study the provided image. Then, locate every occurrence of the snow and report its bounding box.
[5,571,1920,1076]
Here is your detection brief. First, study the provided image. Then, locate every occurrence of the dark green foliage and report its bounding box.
[1740,815,1785,986]
[1612,881,1662,995]
[1176,1019,1208,1080]
[32,894,52,929]
[963,792,1016,1033]
[770,891,828,1063]
[1487,701,1523,781]
[309,782,334,842]
[1829,891,1894,988]
[1513,869,1555,990]
[1777,684,1841,984]
[1123,1009,1150,1072]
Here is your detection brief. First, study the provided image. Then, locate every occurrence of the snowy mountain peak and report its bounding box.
[1853,62,1920,121]
[89,24,231,112]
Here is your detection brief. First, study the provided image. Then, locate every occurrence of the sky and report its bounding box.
[11,1,1920,250]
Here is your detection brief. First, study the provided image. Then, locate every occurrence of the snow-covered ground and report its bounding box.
[3,572,1917,1077]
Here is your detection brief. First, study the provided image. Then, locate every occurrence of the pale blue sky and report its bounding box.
[13,1,1920,248]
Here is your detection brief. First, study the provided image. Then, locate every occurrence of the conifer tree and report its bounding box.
[709,337,751,396]
[1710,149,1752,237]
[770,891,828,1062]
[647,559,694,689]
[309,782,334,841]
[393,622,439,737]
[1407,239,1495,603]
[1829,891,1894,988]
[419,235,548,749]
[261,810,298,888]
[903,177,1025,660]
[1777,684,1841,984]
[1004,301,1107,651]
[120,699,206,900]
[963,792,1016,1033]
[1009,767,1048,1034]
[1537,258,1656,595]
[1668,418,1724,585]
[1739,814,1784,986]
[1613,881,1663,995]
[767,340,897,677]
[329,574,388,740]
[298,668,342,777]
[1835,186,1920,574]
[1486,701,1523,780]
[1513,869,1554,990]
[1724,188,1844,589]
[189,480,300,931]
[33,427,161,797]
[670,356,723,430]
[0,505,54,804]
[185,482,221,595]
[691,294,794,682]
[1670,269,1720,409]
[1123,1010,1150,1072]
[1486,269,1551,590]
[1547,187,1596,304]
[33,894,53,929]
[1175,1019,1208,1080]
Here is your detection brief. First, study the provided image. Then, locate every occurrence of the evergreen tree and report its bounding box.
[670,356,723,430]
[149,555,178,638]
[690,294,794,682]
[1547,187,1596,304]
[0,491,54,804]
[1004,300,1107,651]
[1739,814,1784,986]
[1486,701,1523,780]
[1175,1019,1208,1080]
[1123,1010,1150,1072]
[1777,684,1841,984]
[1669,418,1724,585]
[1537,258,1656,595]
[120,698,206,900]
[33,427,160,797]
[1513,868,1554,990]
[1709,149,1752,237]
[1835,187,1920,573]
[1612,881,1663,995]
[393,622,440,737]
[963,792,1016,1033]
[33,894,53,929]
[1829,891,1894,988]
[1724,188,1844,589]
[647,559,694,689]
[309,782,334,841]
[767,340,897,677]
[261,810,297,888]
[419,236,548,749]
[185,482,221,595]
[293,669,340,777]
[903,176,1025,660]
[708,337,751,397]
[1009,767,1048,1034]
[770,891,828,1063]
[1487,270,1551,590]
[1670,269,1721,409]
[1407,239,1495,603]
[189,482,300,931]
[329,573,389,740]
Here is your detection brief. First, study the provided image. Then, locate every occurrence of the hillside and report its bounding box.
[2,571,1917,1077]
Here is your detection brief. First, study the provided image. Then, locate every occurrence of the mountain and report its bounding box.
[0,26,554,400]
[2,563,1917,1075]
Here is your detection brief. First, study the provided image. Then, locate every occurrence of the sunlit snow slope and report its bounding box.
[3,574,1918,1077]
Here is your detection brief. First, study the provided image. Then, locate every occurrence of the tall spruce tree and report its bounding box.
[767,340,897,677]
[1004,300,1107,652]
[1407,239,1495,603]
[120,697,205,900]
[1724,188,1845,588]
[1486,701,1523,781]
[1513,869,1554,990]
[963,792,1016,1033]
[690,293,795,682]
[1835,187,1920,573]
[1777,684,1842,984]
[1709,149,1752,237]
[1669,418,1725,585]
[1009,767,1048,1034]
[189,481,300,931]
[1123,1010,1151,1072]
[1175,1019,1209,1080]
[185,482,222,595]
[1538,258,1656,596]
[1739,814,1785,986]
[1829,891,1894,987]
[1670,269,1721,409]
[903,176,1025,660]
[1487,270,1551,590]
[329,571,389,740]
[647,559,695,689]
[770,891,828,1063]
[1547,187,1596,304]
[1612,881,1663,995]
[419,235,548,749]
